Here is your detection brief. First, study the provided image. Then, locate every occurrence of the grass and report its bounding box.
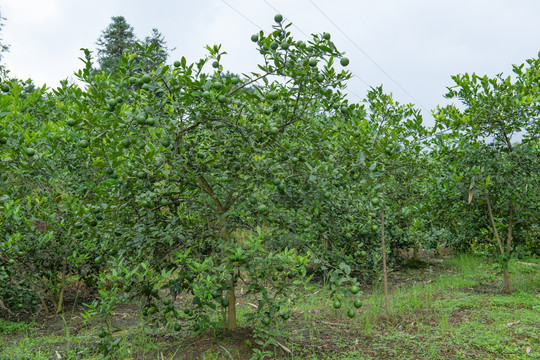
[1,253,539,359]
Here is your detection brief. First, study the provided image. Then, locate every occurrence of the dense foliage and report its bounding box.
[0,13,538,357]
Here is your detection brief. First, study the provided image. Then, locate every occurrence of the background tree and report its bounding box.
[96,16,137,74]
[0,8,10,73]
[139,28,170,71]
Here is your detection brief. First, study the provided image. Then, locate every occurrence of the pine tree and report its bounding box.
[0,8,10,73]
[96,16,137,74]
[140,28,170,72]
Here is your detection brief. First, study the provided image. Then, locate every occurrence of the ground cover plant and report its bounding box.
[0,13,539,360]
[1,254,539,359]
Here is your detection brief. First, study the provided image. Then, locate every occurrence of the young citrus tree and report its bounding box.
[0,79,103,314]
[434,56,540,293]
[63,16,358,332]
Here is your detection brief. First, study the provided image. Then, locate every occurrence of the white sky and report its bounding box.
[2,0,540,126]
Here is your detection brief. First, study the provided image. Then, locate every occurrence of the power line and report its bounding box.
[220,0,263,30]
[307,0,429,112]
[262,0,310,39]
[262,0,370,94]
[221,0,369,100]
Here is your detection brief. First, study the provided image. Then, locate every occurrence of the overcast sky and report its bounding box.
[2,0,540,125]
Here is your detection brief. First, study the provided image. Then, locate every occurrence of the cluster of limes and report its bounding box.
[332,285,363,318]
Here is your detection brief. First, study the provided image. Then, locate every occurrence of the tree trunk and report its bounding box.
[227,288,236,330]
[486,191,513,294]
[381,208,390,320]
[56,254,68,314]
[502,268,511,294]
[503,201,514,294]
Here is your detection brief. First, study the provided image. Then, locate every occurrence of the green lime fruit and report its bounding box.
[276,265,284,272]
[145,117,156,126]
[88,219,98,227]
[174,60,181,68]
[262,316,271,325]
[281,42,290,50]
[142,74,152,83]
[136,114,146,124]
[270,41,279,50]
[249,196,258,205]
[309,59,318,67]
[269,127,279,135]
[121,138,131,148]
[277,183,286,191]
[129,76,137,84]
[213,81,222,90]
[160,198,168,206]
[151,288,159,296]
[322,32,331,40]
[272,178,281,185]
[251,34,259,42]
[316,74,325,82]
[1,84,10,92]
[371,197,380,206]
[347,309,356,318]
[333,300,342,309]
[257,204,268,213]
[162,298,171,306]
[340,57,350,66]
[174,323,181,331]
[268,91,279,100]
[0,137,7,144]
[274,14,283,23]
[220,298,230,308]
[371,225,378,232]
[217,95,227,103]
[25,148,36,157]
[353,299,362,308]
[231,77,240,85]
[66,118,77,126]
[280,313,290,320]
[345,233,353,240]
[161,138,171,147]
[7,259,15,266]
[79,140,89,148]
[212,60,219,68]
[351,285,360,294]
[98,330,107,338]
